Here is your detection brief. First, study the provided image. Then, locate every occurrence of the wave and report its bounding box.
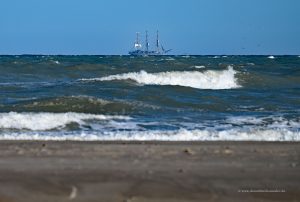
[0,113,299,141]
[81,66,240,90]
[193,65,205,69]
[225,116,300,129]
[8,96,135,114]
[0,112,131,131]
[51,60,60,64]
[0,81,57,87]
[0,128,299,141]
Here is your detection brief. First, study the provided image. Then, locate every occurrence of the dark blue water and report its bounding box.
[0,55,299,141]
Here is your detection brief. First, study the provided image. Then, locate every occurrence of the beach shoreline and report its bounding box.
[0,140,299,202]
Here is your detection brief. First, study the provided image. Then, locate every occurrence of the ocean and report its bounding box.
[0,55,299,141]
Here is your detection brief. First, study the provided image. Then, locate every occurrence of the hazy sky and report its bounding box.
[0,0,299,55]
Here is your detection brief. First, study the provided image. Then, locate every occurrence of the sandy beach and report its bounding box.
[0,141,298,202]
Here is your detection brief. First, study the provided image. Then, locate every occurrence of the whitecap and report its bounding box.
[0,112,131,131]
[0,113,299,141]
[226,116,265,125]
[181,55,190,58]
[268,56,275,59]
[49,60,60,64]
[193,65,205,69]
[165,57,175,61]
[81,66,241,90]
[0,128,299,141]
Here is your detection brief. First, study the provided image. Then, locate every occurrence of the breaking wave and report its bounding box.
[80,66,240,90]
[193,65,205,69]
[0,112,299,141]
[0,128,299,141]
[0,112,131,131]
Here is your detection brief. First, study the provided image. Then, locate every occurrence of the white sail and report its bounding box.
[134,43,142,48]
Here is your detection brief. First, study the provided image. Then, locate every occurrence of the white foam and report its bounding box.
[50,60,60,64]
[226,116,300,129]
[226,116,265,125]
[0,112,131,130]
[181,55,190,58]
[81,66,240,90]
[1,113,298,141]
[193,65,205,69]
[268,56,275,59]
[1,128,299,141]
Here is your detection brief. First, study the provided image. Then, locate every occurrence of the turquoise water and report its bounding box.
[0,55,299,141]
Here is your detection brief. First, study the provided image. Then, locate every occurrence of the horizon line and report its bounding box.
[0,54,300,56]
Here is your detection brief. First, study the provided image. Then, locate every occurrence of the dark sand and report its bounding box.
[0,141,299,202]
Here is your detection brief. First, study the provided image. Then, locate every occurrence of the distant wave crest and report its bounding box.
[81,66,240,90]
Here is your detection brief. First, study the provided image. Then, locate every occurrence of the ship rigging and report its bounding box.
[129,31,171,56]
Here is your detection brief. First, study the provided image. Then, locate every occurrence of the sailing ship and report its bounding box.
[129,31,171,56]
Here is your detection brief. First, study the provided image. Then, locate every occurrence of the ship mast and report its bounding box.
[145,30,149,52]
[156,30,160,53]
[134,32,142,50]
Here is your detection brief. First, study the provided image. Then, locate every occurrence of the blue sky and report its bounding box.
[0,0,299,55]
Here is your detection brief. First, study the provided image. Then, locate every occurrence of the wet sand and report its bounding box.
[0,141,299,202]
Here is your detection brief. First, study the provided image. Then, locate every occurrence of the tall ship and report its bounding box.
[129,31,171,56]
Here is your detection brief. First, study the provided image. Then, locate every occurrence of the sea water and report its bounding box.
[0,55,299,141]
